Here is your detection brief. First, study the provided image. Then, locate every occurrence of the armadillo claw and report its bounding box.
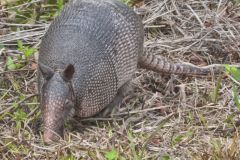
[43,130,62,144]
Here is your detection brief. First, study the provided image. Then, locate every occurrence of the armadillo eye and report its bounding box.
[65,99,70,105]
[65,99,74,108]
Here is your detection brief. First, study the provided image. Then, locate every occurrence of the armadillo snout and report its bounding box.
[42,106,65,143]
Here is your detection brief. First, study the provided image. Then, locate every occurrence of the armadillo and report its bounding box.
[38,0,215,143]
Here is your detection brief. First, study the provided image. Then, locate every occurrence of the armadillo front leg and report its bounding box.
[97,81,132,117]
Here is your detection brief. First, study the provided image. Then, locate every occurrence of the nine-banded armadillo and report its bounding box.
[38,0,215,143]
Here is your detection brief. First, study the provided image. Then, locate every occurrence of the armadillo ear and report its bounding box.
[38,63,54,80]
[62,64,75,81]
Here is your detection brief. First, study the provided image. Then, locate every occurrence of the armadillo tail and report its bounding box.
[138,52,217,76]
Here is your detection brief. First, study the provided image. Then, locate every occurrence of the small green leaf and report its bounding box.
[15,63,23,69]
[161,155,170,160]
[6,57,16,70]
[172,131,193,146]
[105,149,118,160]
[24,47,36,58]
[225,64,230,73]
[225,65,240,81]
[174,135,184,143]
[232,85,240,110]
[20,94,25,101]
[57,0,64,11]
[13,109,28,122]
[231,69,240,81]
[12,109,28,129]
[121,0,134,6]
[17,40,23,51]
[17,40,36,58]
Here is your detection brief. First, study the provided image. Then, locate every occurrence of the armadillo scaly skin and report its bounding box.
[38,0,143,142]
[38,0,216,142]
[138,52,214,76]
[40,0,143,116]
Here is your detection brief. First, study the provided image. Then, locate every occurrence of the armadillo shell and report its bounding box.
[38,0,144,117]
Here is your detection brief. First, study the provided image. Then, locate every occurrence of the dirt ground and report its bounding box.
[0,0,240,159]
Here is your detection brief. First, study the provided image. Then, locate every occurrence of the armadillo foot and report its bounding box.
[97,81,132,117]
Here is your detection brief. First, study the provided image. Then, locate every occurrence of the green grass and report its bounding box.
[225,65,240,110]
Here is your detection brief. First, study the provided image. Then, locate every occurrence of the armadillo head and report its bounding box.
[38,63,75,143]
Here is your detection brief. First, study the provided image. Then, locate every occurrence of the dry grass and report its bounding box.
[0,0,240,159]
